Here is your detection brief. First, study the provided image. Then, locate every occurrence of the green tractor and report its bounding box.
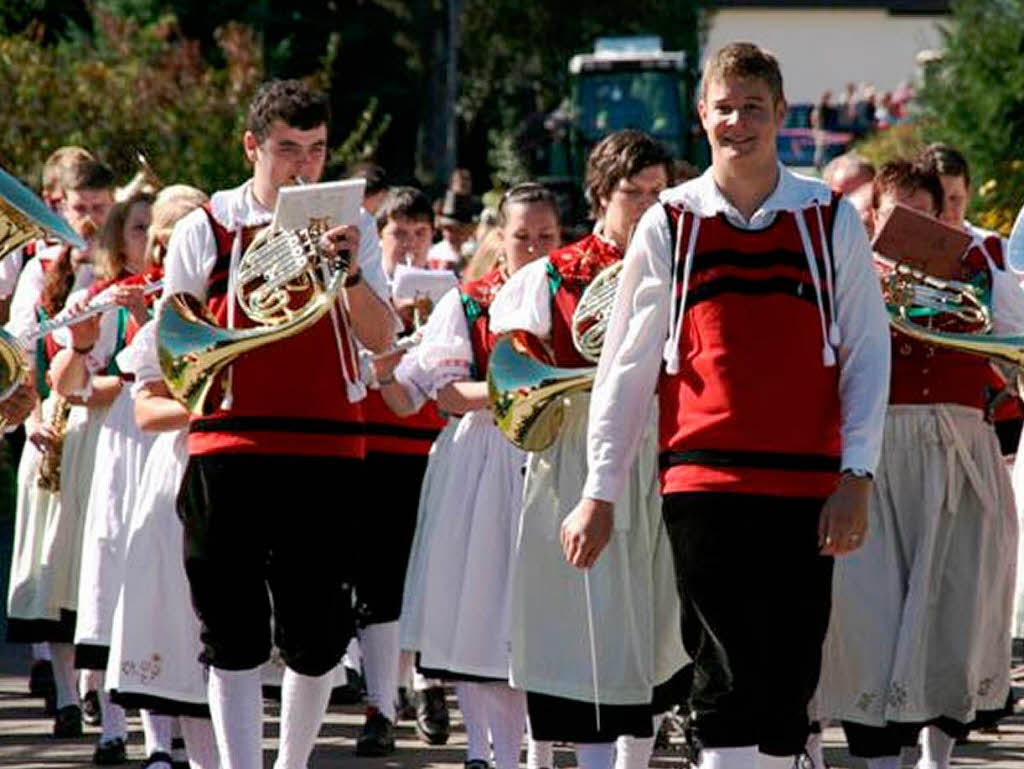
[543,36,704,225]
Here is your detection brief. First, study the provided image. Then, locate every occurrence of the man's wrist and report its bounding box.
[344,267,363,288]
[840,467,873,481]
[72,342,95,355]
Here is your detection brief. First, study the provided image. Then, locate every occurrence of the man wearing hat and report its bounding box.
[428,189,479,271]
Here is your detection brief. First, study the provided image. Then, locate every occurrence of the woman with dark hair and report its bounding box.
[378,182,560,768]
[488,130,689,769]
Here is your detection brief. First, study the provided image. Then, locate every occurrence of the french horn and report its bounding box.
[157,183,352,413]
[488,261,622,451]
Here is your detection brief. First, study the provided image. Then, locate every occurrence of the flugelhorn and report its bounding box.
[0,164,85,260]
[157,176,355,413]
[488,260,621,451]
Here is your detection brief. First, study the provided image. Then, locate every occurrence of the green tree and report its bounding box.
[916,0,1024,233]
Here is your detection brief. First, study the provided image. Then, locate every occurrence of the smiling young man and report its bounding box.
[164,79,394,769]
[563,43,891,769]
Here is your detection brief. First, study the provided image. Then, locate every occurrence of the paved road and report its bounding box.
[1,640,1023,769]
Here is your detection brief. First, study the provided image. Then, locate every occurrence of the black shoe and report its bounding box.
[29,659,55,696]
[141,751,173,769]
[170,736,189,769]
[414,686,450,745]
[396,685,416,720]
[93,736,127,765]
[355,710,396,757]
[81,690,102,726]
[465,761,490,769]
[53,704,82,738]
[43,688,57,716]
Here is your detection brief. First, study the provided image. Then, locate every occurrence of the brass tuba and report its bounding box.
[488,261,621,451]
[157,183,352,413]
[0,164,85,260]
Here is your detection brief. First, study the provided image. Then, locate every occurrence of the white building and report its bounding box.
[704,0,951,104]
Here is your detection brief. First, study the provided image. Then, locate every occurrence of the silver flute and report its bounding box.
[21,280,163,344]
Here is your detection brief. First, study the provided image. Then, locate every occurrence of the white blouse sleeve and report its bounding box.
[987,246,1024,335]
[127,322,163,396]
[5,258,44,341]
[488,258,552,338]
[394,287,473,409]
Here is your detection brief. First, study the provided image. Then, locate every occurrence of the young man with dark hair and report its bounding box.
[816,158,1024,769]
[163,78,394,769]
[354,185,448,755]
[567,42,891,769]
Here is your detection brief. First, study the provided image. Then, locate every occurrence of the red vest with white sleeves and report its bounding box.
[187,204,366,459]
[658,202,843,499]
[888,240,1005,410]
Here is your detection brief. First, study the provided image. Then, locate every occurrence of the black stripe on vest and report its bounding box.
[363,422,442,441]
[190,417,365,436]
[689,247,829,277]
[685,276,828,310]
[659,449,841,472]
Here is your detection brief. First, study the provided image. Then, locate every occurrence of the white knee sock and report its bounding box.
[527,737,554,768]
[484,684,526,769]
[98,684,127,742]
[142,710,175,756]
[398,649,414,690]
[918,726,954,769]
[272,667,333,769]
[413,669,439,691]
[48,643,77,709]
[32,642,50,660]
[699,746,759,769]
[357,621,399,721]
[180,716,221,769]
[757,753,794,769]
[455,683,490,762]
[576,742,616,769]
[866,757,901,769]
[615,735,656,769]
[81,668,102,697]
[208,666,262,769]
[343,638,361,673]
[805,732,825,769]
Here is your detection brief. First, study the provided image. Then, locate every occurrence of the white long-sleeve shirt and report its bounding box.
[583,166,891,504]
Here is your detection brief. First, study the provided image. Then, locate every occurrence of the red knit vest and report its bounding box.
[187,204,366,458]
[658,203,843,498]
[461,267,507,377]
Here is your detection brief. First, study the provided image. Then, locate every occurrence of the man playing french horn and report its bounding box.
[159,79,394,769]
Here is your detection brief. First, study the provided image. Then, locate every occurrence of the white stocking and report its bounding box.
[141,709,175,756]
[48,643,77,709]
[273,667,333,769]
[356,621,399,721]
[180,716,221,769]
[805,731,825,769]
[208,666,262,769]
[527,737,554,768]
[757,753,794,769]
[699,746,758,769]
[918,726,954,769]
[98,680,127,742]
[576,742,616,769]
[455,683,490,762]
[398,649,414,690]
[615,734,656,769]
[484,684,526,769]
[866,757,901,769]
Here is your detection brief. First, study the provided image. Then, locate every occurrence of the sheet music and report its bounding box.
[272,178,366,231]
[391,263,458,303]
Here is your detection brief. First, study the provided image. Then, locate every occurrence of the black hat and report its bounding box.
[437,190,479,226]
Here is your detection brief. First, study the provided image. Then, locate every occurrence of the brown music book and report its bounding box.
[872,203,973,280]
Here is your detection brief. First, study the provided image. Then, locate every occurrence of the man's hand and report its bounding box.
[0,382,37,428]
[319,224,361,272]
[26,415,59,452]
[819,475,872,555]
[560,497,614,569]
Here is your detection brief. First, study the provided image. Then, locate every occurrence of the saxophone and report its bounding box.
[37,396,71,492]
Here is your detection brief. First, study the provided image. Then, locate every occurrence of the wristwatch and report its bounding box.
[344,268,363,288]
[841,467,874,480]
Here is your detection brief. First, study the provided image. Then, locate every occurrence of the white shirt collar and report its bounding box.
[661,163,832,229]
[209,179,274,230]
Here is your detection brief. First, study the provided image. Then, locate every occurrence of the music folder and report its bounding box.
[272,178,366,231]
[872,203,973,280]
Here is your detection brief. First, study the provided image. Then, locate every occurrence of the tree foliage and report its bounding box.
[916,0,1024,233]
